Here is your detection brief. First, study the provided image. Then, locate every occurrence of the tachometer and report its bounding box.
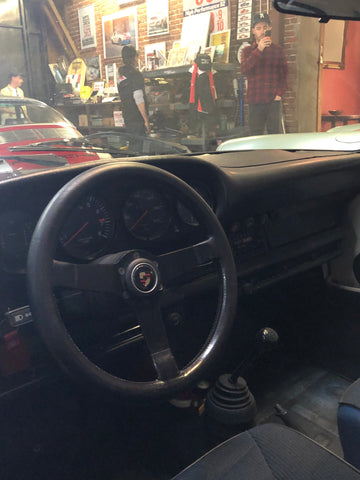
[123,188,171,241]
[59,195,114,260]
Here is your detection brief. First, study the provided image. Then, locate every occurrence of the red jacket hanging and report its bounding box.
[189,63,216,114]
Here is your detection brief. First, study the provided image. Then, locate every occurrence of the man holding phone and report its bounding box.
[241,12,288,135]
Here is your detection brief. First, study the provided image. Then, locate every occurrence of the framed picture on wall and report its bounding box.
[84,55,102,83]
[102,8,137,59]
[147,0,169,36]
[210,30,231,63]
[49,64,65,83]
[323,20,348,69]
[167,47,188,67]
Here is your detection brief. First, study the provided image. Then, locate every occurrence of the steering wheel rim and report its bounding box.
[27,162,237,400]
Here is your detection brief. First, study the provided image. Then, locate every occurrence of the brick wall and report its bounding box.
[63,0,186,76]
[62,0,301,132]
[281,15,299,132]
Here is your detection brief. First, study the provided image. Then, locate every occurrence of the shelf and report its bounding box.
[148,102,189,111]
[57,101,121,109]
[149,100,235,111]
[143,62,236,79]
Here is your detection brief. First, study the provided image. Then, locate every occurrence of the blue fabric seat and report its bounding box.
[172,423,360,479]
[338,378,360,470]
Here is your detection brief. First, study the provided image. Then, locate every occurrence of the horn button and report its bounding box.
[125,257,160,295]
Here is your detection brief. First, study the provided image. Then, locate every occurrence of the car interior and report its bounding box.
[2,1,360,479]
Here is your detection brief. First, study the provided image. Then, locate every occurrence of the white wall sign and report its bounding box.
[183,0,229,34]
[78,4,97,50]
[236,0,253,40]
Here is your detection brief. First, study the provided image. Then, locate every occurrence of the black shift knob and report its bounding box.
[230,327,279,383]
[256,327,279,347]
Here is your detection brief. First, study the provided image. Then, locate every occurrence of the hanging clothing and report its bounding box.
[189,63,216,115]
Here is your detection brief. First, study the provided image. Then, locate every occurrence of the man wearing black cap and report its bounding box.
[241,12,288,136]
[1,72,25,97]
[117,45,150,136]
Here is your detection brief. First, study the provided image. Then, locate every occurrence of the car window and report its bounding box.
[0,101,75,127]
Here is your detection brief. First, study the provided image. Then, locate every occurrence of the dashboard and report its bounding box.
[0,149,359,396]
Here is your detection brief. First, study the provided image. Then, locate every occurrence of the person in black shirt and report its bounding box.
[118,45,150,135]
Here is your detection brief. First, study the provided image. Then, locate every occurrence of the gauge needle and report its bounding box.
[64,221,89,246]
[130,210,148,231]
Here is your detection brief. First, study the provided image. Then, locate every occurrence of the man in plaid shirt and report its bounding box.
[241,13,288,135]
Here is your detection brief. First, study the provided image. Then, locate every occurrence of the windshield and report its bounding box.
[0,99,75,127]
[0,0,359,165]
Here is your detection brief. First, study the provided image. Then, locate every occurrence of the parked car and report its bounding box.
[217,123,360,152]
[0,97,189,180]
[3,1,360,480]
[111,31,131,45]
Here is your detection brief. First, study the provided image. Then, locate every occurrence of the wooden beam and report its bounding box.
[35,0,79,59]
[47,0,79,58]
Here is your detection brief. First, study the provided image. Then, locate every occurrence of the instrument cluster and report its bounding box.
[0,181,215,271]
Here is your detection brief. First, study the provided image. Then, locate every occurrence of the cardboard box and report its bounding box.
[103,117,115,127]
[78,114,88,127]
[113,110,125,127]
[90,116,102,126]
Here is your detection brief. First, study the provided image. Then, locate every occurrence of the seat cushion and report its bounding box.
[172,423,360,479]
[338,378,360,469]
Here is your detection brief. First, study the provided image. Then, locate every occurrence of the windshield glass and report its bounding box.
[0,0,358,166]
[0,100,75,127]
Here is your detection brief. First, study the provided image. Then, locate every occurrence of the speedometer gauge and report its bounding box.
[123,188,171,241]
[59,195,114,260]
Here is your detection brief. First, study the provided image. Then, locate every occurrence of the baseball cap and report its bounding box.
[252,12,271,27]
[9,71,24,80]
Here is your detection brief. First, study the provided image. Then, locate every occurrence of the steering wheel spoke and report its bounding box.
[134,298,179,381]
[52,259,121,294]
[157,237,218,285]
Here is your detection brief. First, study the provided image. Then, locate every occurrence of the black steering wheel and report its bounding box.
[27,162,237,400]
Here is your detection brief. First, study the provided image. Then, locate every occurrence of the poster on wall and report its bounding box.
[236,0,253,40]
[102,8,137,59]
[84,55,102,83]
[183,0,229,34]
[147,0,169,36]
[78,4,97,50]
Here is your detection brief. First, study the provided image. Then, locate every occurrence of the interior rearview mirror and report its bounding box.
[273,0,360,22]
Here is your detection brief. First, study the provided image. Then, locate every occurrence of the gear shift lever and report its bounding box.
[229,327,279,383]
[205,327,279,444]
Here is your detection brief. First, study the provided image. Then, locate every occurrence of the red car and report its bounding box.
[0,96,190,180]
[0,96,113,178]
